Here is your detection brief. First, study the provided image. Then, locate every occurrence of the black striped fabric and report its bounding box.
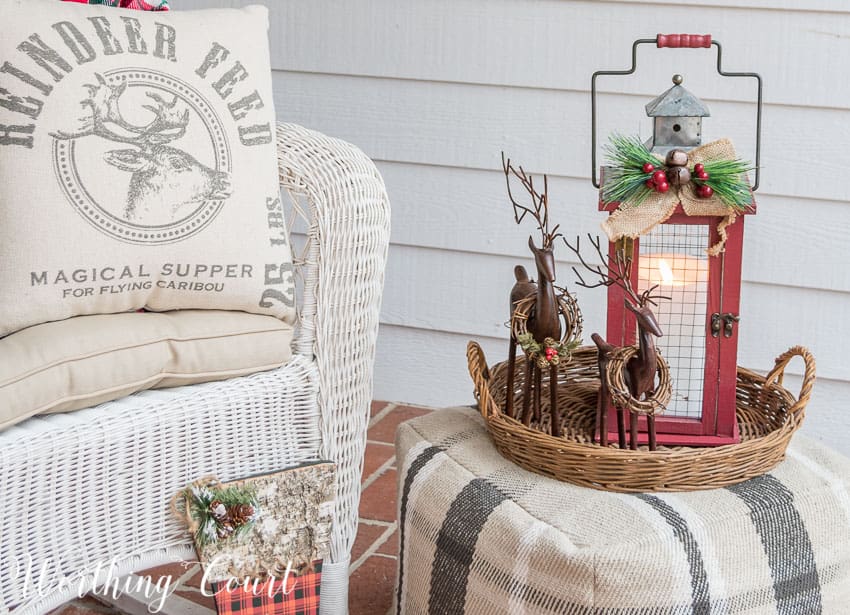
[429,479,509,614]
[396,445,442,614]
[727,475,823,614]
[636,494,711,614]
[393,408,848,615]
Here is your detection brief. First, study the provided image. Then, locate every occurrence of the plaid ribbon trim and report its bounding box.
[211,561,322,615]
[61,0,169,10]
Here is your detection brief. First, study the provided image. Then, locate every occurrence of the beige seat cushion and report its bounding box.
[0,310,293,430]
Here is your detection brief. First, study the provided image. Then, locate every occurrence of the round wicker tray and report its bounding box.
[467,342,816,492]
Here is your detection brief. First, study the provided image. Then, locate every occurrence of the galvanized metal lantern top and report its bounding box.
[645,74,710,155]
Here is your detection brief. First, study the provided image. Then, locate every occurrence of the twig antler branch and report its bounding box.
[502,152,561,248]
[563,234,670,307]
[51,73,189,149]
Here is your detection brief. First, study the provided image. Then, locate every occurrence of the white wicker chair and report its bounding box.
[0,123,390,615]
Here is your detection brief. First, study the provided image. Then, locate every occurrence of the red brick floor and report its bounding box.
[51,402,428,615]
[348,402,432,615]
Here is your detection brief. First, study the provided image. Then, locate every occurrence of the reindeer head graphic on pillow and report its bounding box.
[52,73,231,225]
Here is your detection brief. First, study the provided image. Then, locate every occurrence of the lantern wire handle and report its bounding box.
[713,42,762,192]
[591,37,762,192]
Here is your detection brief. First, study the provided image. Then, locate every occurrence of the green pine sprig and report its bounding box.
[187,483,260,549]
[696,159,754,212]
[601,134,658,207]
[600,134,754,211]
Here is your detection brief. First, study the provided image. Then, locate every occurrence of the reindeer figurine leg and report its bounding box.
[521,358,534,426]
[533,362,542,423]
[596,389,607,446]
[591,334,616,447]
[647,415,657,452]
[617,408,627,449]
[549,363,561,437]
[505,335,518,418]
[629,411,639,450]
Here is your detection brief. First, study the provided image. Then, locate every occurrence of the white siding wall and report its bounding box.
[185,0,850,449]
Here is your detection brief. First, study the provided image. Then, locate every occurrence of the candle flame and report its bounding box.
[658,259,676,285]
[639,253,708,287]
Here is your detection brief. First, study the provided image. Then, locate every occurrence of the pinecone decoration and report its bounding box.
[229,503,255,526]
[209,499,227,521]
[216,521,235,539]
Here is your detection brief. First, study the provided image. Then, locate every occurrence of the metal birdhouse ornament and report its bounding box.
[587,34,762,448]
[644,73,710,155]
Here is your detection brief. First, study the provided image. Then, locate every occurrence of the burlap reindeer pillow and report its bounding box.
[0,0,294,337]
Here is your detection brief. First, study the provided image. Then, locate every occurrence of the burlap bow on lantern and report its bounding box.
[601,139,747,256]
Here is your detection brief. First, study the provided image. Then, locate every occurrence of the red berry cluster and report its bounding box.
[693,163,714,198]
[544,347,557,361]
[642,163,669,193]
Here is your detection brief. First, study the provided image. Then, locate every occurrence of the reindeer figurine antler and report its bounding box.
[502,153,570,437]
[503,153,562,250]
[564,235,670,450]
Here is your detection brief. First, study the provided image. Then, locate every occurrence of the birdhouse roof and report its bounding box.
[645,84,710,118]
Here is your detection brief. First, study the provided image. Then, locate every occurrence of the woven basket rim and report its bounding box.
[467,342,816,491]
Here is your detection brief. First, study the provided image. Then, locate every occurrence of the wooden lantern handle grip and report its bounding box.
[656,34,712,48]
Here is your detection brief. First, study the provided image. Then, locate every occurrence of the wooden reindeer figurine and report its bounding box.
[502,154,564,436]
[505,265,536,419]
[565,236,668,450]
[590,333,623,448]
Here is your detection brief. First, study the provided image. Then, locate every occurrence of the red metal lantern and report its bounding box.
[591,35,762,447]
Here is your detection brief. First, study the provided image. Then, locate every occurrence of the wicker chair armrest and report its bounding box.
[276,123,391,566]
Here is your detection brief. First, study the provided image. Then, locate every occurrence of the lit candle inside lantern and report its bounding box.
[638,253,708,419]
[658,259,675,285]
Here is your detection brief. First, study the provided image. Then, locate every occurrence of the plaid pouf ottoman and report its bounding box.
[394,407,850,615]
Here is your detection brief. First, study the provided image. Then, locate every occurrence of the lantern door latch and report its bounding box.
[711,312,740,338]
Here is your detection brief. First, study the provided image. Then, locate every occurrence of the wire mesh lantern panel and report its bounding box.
[601,210,751,446]
[637,224,708,419]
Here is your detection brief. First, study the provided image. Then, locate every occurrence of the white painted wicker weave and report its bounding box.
[0,123,390,615]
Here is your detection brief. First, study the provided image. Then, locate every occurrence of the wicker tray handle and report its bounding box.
[467,341,497,419]
[764,346,816,417]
